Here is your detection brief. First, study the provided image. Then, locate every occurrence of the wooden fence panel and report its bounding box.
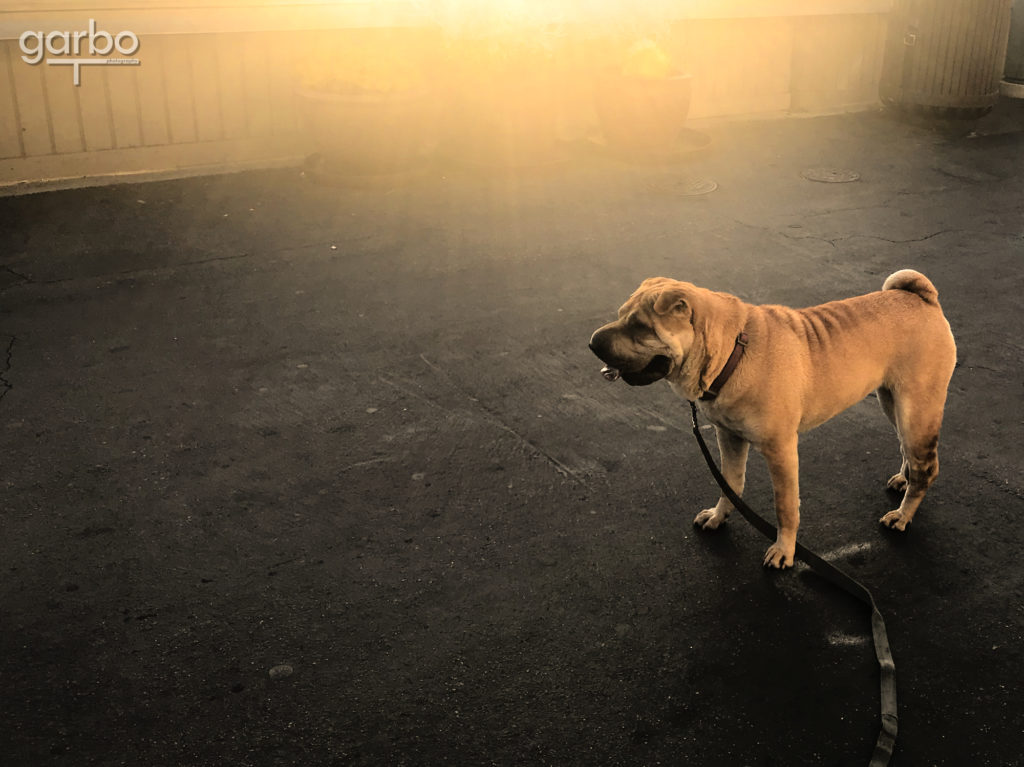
[240,33,274,139]
[107,64,144,148]
[160,35,198,144]
[189,34,225,142]
[216,35,248,140]
[76,64,115,150]
[39,57,83,154]
[7,47,52,157]
[134,34,172,147]
[0,43,24,158]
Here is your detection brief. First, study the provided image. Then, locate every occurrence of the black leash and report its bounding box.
[688,400,898,767]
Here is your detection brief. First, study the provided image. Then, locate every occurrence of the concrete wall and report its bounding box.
[0,2,890,192]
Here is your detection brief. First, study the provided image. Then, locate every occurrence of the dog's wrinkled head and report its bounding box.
[588,277,698,386]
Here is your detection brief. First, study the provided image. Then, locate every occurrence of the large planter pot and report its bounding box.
[298,88,440,176]
[594,73,692,155]
[880,0,1011,119]
[445,75,561,169]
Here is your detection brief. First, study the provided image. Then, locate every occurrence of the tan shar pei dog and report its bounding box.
[589,270,956,569]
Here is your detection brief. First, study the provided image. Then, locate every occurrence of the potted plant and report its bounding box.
[593,38,693,157]
[296,32,441,177]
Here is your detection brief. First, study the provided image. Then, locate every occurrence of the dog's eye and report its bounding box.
[626,316,651,338]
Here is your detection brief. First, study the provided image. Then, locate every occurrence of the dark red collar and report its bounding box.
[699,332,748,401]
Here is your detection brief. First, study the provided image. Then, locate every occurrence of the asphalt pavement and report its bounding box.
[1,102,1023,766]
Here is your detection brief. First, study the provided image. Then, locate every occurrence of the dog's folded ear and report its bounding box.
[654,288,689,316]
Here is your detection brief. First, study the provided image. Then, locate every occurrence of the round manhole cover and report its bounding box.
[801,167,861,183]
[656,177,718,196]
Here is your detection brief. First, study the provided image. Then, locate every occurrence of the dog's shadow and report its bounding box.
[689,523,747,562]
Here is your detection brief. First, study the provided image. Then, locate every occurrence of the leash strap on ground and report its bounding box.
[688,401,898,767]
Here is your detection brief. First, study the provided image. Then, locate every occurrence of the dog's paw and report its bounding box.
[763,542,794,569]
[879,510,910,531]
[886,473,908,493]
[694,507,727,530]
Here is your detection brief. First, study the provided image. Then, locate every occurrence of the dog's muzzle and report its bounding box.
[617,354,672,386]
[589,330,671,387]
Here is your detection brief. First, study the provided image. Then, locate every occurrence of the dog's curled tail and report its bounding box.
[882,269,940,306]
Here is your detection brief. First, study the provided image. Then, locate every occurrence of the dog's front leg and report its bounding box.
[759,437,800,569]
[694,426,749,530]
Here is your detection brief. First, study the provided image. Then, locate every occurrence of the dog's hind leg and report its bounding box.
[877,386,909,493]
[694,426,749,531]
[879,390,944,532]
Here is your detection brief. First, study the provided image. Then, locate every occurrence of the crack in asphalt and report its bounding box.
[735,218,957,249]
[408,355,586,484]
[737,218,967,249]
[0,335,14,404]
[1,265,32,293]
[380,370,585,482]
[831,229,956,245]
[803,202,895,218]
[0,239,353,291]
[779,231,838,248]
[778,228,958,248]
[972,467,1024,501]
[20,251,256,288]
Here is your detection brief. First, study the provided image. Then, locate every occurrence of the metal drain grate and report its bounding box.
[801,167,861,183]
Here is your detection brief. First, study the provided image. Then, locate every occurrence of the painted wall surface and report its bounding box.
[0,10,889,190]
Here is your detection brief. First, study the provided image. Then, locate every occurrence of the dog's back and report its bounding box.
[742,270,955,433]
